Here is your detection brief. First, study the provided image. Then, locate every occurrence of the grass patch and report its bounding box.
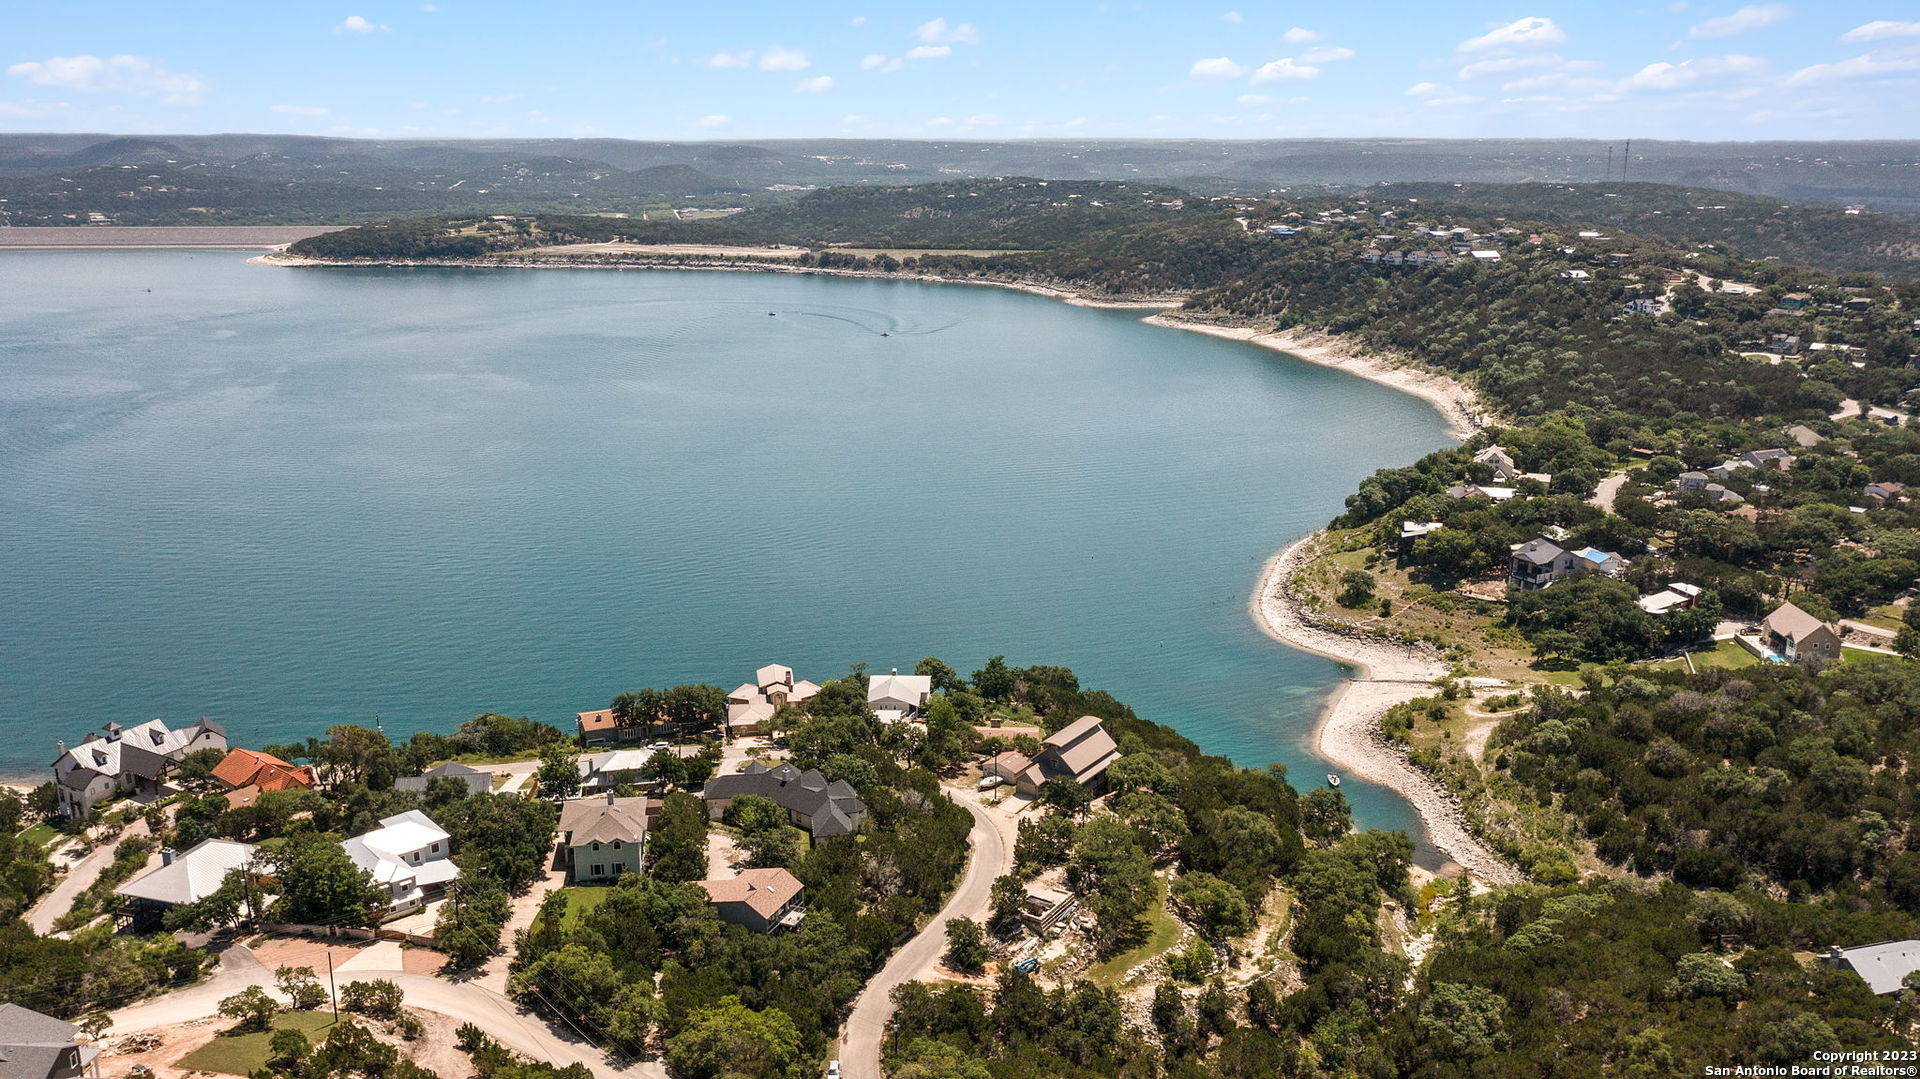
[554,886,611,932]
[1083,878,1180,989]
[1653,638,1762,672]
[17,822,57,849]
[176,1011,338,1075]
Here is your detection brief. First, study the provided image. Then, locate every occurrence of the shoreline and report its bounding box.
[1251,536,1522,886]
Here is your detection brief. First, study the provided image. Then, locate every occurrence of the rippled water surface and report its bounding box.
[0,252,1452,847]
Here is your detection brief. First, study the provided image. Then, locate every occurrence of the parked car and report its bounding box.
[826,1061,841,1079]
[1012,957,1040,974]
[977,774,1004,790]
[645,741,672,753]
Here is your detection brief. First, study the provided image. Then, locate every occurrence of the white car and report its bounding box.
[826,1061,842,1079]
[645,741,672,753]
[976,775,1005,790]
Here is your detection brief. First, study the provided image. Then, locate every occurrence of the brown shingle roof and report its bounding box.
[697,867,803,920]
[577,709,617,732]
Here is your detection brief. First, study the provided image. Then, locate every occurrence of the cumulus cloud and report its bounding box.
[1458,16,1565,53]
[1298,45,1354,63]
[1189,57,1247,81]
[705,50,753,68]
[793,75,834,93]
[860,53,888,69]
[1423,94,1484,107]
[1785,52,1920,85]
[1404,81,1445,96]
[1687,3,1789,39]
[1282,27,1326,43]
[913,18,980,45]
[1222,11,1243,23]
[1840,20,1920,42]
[1237,93,1269,105]
[1619,53,1764,90]
[905,44,952,59]
[334,15,388,33]
[850,14,866,25]
[759,47,810,71]
[1251,57,1320,83]
[6,54,206,103]
[695,114,730,127]
[271,104,329,115]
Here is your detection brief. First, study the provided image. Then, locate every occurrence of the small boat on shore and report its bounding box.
[1326,773,1341,787]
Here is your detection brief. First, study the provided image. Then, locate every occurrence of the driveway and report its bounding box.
[1588,472,1627,512]
[26,817,152,935]
[838,790,1014,1079]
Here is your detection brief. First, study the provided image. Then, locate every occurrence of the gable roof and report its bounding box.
[1511,538,1566,566]
[1830,940,1920,994]
[0,1004,90,1079]
[1027,717,1121,788]
[558,795,649,847]
[697,867,803,920]
[867,672,932,706]
[701,762,866,837]
[342,810,457,887]
[393,761,492,794]
[1763,601,1836,644]
[577,709,617,732]
[211,749,314,793]
[115,838,258,906]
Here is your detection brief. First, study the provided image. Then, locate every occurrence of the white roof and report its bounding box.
[582,748,654,776]
[342,810,454,885]
[868,672,932,706]
[1637,591,1688,615]
[1832,941,1920,994]
[115,839,259,906]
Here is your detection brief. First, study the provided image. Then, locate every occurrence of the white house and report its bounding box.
[342,810,460,918]
[115,838,260,922]
[726,664,821,735]
[867,669,933,723]
[53,718,228,818]
[1823,941,1920,994]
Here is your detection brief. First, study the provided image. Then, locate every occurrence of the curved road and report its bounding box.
[839,794,1011,1079]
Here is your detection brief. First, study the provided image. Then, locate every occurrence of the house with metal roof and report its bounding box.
[52,718,227,818]
[558,793,651,883]
[1014,716,1121,797]
[393,761,493,796]
[1822,940,1920,994]
[867,669,933,723]
[342,810,459,918]
[0,1004,99,1079]
[699,762,867,838]
[114,838,260,924]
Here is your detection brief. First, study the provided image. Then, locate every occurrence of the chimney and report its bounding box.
[160,848,176,866]
[605,791,616,806]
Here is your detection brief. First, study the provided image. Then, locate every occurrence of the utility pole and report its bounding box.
[1623,140,1631,182]
[1607,145,1613,181]
[326,951,339,1022]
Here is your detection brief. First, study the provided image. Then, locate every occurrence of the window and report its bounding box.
[431,843,440,854]
[590,864,603,878]
[591,841,600,851]
[612,840,621,850]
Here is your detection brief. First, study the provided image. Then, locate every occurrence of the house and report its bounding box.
[700,762,867,837]
[1621,298,1666,316]
[0,1004,100,1079]
[1604,252,1631,267]
[982,750,1033,786]
[52,718,228,817]
[1784,424,1823,449]
[1778,292,1812,311]
[1675,471,1711,491]
[1383,250,1405,266]
[211,749,315,808]
[696,867,805,933]
[725,664,822,736]
[1014,716,1121,797]
[114,839,259,925]
[1396,520,1444,555]
[1636,583,1702,615]
[1472,445,1521,482]
[1469,250,1501,262]
[1559,269,1591,281]
[1821,941,1920,995]
[1705,459,1747,481]
[576,709,620,747]
[393,761,493,796]
[1508,539,1578,591]
[1765,333,1802,355]
[1021,887,1079,934]
[1741,448,1795,471]
[866,669,933,723]
[577,748,660,792]
[1865,481,1907,504]
[1444,483,1517,502]
[342,810,459,918]
[557,793,650,883]
[1569,546,1628,578]
[1761,602,1843,663]
[1357,250,1381,265]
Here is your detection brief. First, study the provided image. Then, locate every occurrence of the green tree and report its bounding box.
[664,995,806,1079]
[274,965,329,1010]
[270,832,387,927]
[987,875,1026,940]
[647,792,710,883]
[1170,872,1253,941]
[913,657,968,694]
[1337,569,1377,608]
[944,918,988,973]
[218,986,280,1032]
[971,656,1017,701]
[1298,787,1352,846]
[1417,982,1508,1058]
[536,744,580,800]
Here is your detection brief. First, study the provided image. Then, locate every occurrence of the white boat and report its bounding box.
[1327,773,1341,787]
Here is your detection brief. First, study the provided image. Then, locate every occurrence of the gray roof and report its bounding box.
[1511,538,1565,566]
[115,838,258,906]
[701,762,866,837]
[394,761,492,794]
[559,795,649,846]
[0,1004,89,1079]
[1829,940,1920,994]
[1025,717,1121,788]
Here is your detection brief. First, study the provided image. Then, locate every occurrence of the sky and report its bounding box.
[5,2,1920,142]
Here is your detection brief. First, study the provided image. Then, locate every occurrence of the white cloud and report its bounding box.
[1298,45,1354,63]
[913,18,981,45]
[1457,54,1561,80]
[928,115,954,126]
[1841,20,1920,42]
[1282,27,1326,44]
[1619,53,1764,90]
[759,47,810,71]
[1404,81,1445,96]
[905,45,952,60]
[696,114,730,127]
[1458,16,1566,53]
[334,15,389,34]
[271,104,329,115]
[964,113,1000,126]
[860,53,888,69]
[705,50,753,68]
[793,75,834,93]
[1687,3,1789,39]
[6,54,206,103]
[1222,11,1243,23]
[850,14,867,25]
[1423,94,1483,107]
[1236,93,1269,105]
[1189,57,1247,81]
[1251,58,1320,83]
[0,99,74,117]
[1785,52,1920,85]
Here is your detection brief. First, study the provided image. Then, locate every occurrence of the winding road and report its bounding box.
[838,792,1013,1079]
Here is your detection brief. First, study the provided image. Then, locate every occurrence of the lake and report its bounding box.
[0,252,1452,850]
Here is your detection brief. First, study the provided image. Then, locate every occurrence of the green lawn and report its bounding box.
[16,822,58,849]
[1082,878,1180,989]
[554,885,610,932]
[177,1011,339,1075]
[1652,639,1761,673]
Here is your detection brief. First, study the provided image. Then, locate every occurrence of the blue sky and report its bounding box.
[5,2,1920,140]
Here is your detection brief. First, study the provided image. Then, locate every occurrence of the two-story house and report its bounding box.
[341,810,460,919]
[52,718,228,818]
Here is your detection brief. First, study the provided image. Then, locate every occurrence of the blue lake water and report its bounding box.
[0,252,1453,854]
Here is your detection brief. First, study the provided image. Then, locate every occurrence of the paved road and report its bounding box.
[26,818,151,935]
[111,941,662,1079]
[1588,472,1627,512]
[838,794,1011,1079]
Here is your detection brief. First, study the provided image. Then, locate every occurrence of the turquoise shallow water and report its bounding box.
[0,252,1453,853]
